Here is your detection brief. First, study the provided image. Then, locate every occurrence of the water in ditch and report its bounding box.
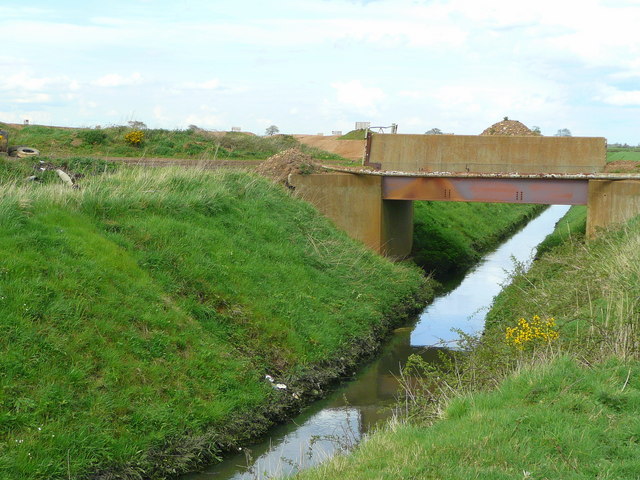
[183,205,570,480]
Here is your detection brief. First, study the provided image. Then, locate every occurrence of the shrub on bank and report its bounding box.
[124,129,145,146]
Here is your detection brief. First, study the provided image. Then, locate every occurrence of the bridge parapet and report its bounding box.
[365,133,606,175]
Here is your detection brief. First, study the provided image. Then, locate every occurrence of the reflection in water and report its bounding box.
[412,205,571,347]
[183,205,570,480]
[205,407,362,480]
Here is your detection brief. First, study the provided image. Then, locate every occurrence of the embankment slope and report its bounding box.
[0,165,430,479]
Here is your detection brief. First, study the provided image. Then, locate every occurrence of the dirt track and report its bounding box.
[294,135,365,161]
[605,160,640,173]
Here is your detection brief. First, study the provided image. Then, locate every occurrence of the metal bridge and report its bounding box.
[290,133,640,258]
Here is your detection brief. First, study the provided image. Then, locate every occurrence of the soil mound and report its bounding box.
[293,135,365,161]
[256,148,321,186]
[481,119,536,136]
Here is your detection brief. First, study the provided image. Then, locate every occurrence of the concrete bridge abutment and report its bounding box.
[288,173,414,259]
[587,179,640,237]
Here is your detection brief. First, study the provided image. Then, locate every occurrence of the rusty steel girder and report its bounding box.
[382,176,589,205]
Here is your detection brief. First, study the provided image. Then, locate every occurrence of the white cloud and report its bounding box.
[609,58,640,80]
[13,93,52,104]
[0,6,52,20]
[0,72,60,91]
[598,86,640,106]
[183,78,221,90]
[398,90,427,100]
[0,109,53,125]
[93,73,143,88]
[184,113,225,129]
[401,116,426,128]
[324,18,467,48]
[331,80,385,111]
[153,106,169,122]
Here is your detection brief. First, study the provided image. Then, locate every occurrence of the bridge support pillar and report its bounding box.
[587,179,640,237]
[288,173,413,259]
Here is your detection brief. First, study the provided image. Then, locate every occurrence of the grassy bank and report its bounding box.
[0,162,431,479]
[534,205,586,256]
[294,207,640,479]
[0,123,346,163]
[0,154,557,479]
[412,201,545,278]
[295,357,640,479]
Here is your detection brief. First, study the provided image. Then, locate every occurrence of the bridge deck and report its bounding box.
[382,176,588,204]
[321,166,640,205]
[322,165,639,180]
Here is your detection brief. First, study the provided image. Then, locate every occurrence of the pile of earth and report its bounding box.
[480,119,537,136]
[255,148,322,186]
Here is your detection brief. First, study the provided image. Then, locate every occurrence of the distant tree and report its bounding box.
[531,126,542,135]
[555,128,572,137]
[503,116,509,121]
[265,125,279,136]
[425,128,443,135]
[128,120,147,130]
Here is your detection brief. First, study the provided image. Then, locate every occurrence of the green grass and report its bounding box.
[0,163,430,479]
[0,123,351,164]
[293,210,640,479]
[0,154,563,479]
[338,129,368,140]
[412,202,545,278]
[295,358,640,480]
[535,205,587,256]
[607,147,640,163]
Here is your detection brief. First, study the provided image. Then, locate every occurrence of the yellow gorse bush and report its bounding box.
[505,315,559,349]
[124,129,145,146]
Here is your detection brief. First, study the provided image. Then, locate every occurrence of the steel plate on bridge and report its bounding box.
[382,176,589,205]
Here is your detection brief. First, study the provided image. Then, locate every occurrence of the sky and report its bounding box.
[1,0,639,143]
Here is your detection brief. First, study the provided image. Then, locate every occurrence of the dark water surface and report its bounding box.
[183,205,570,480]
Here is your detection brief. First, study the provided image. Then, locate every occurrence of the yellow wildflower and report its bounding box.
[505,315,559,350]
